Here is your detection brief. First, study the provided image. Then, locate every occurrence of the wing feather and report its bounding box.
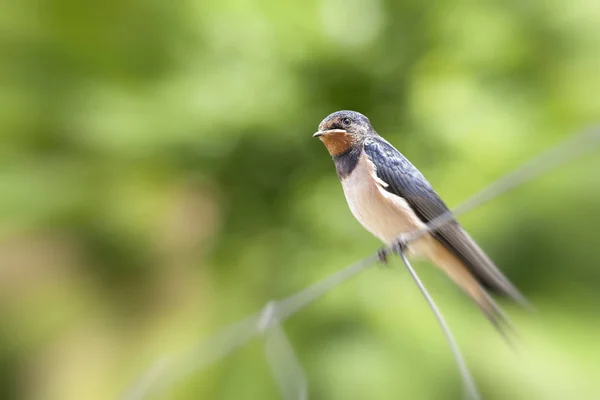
[363,136,527,305]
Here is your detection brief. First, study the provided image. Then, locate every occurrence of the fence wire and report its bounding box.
[122,126,600,400]
[260,304,309,400]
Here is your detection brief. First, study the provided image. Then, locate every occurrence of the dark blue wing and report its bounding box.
[363,136,526,303]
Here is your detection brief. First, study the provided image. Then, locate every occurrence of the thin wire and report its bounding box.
[121,357,173,400]
[258,302,308,400]
[122,314,261,400]
[398,249,480,400]
[122,125,600,400]
[273,254,380,323]
[404,127,600,243]
[264,323,309,400]
[122,256,378,400]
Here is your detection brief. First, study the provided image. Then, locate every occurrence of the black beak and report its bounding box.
[312,129,346,138]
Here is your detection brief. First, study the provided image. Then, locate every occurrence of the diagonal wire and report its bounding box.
[259,302,309,400]
[398,249,480,400]
[404,126,600,244]
[122,125,600,400]
[122,313,261,400]
[264,324,309,400]
[272,253,380,323]
[122,256,378,400]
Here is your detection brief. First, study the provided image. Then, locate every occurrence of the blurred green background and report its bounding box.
[1,0,600,399]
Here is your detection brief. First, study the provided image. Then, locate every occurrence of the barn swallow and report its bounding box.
[313,110,528,333]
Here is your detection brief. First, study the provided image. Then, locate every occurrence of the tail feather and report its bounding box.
[477,291,520,349]
[428,242,520,345]
[432,224,531,309]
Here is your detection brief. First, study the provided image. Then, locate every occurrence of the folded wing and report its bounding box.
[363,136,528,306]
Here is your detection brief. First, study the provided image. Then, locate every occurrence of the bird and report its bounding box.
[313,110,528,335]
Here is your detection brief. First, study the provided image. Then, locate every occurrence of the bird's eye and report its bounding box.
[342,118,352,127]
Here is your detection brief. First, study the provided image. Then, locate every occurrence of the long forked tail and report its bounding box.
[428,243,519,345]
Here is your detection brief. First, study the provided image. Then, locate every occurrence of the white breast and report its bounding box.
[341,153,431,251]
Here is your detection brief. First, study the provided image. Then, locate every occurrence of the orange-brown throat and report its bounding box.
[319,131,356,156]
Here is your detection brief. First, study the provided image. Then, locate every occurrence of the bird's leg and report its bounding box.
[392,236,408,256]
[377,247,389,265]
[378,235,409,265]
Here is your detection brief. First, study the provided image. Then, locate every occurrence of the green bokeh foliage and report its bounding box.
[1,0,599,399]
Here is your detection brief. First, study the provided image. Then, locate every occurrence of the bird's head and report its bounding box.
[313,110,375,156]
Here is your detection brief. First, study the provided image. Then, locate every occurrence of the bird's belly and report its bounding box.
[341,156,431,254]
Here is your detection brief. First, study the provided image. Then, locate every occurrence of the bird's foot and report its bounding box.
[377,248,389,265]
[392,236,408,256]
[378,236,408,265]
